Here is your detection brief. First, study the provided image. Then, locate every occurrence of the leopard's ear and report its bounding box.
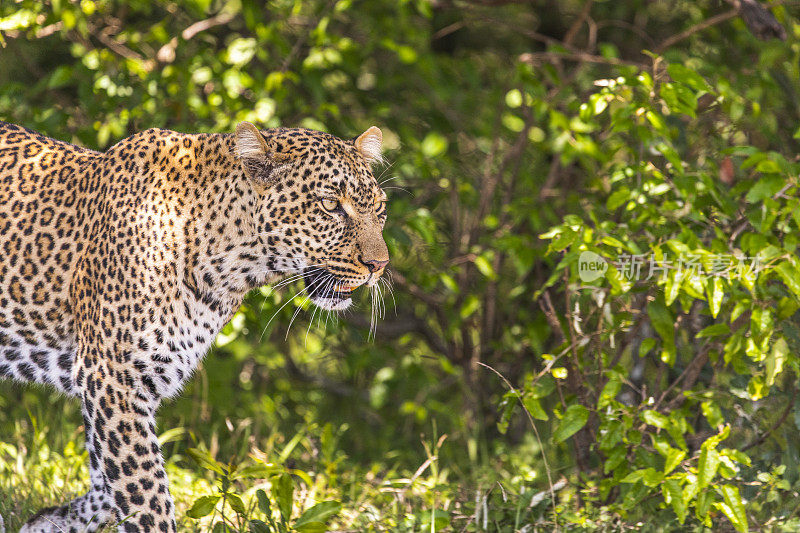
[354,126,383,164]
[234,122,290,187]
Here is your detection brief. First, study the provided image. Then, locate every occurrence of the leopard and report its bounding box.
[0,119,390,532]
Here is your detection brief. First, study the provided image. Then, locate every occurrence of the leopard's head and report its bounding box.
[234,122,389,310]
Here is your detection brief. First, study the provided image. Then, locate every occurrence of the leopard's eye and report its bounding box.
[321,198,340,212]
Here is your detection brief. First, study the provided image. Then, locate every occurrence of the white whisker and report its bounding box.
[381,185,413,196]
[285,298,308,340]
[260,285,311,341]
[377,171,399,185]
[305,275,334,344]
[380,277,397,315]
[376,163,397,184]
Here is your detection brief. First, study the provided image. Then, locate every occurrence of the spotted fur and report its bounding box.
[0,120,389,532]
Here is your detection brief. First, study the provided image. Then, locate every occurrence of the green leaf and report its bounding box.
[248,520,270,533]
[703,425,731,450]
[723,448,752,468]
[607,186,631,211]
[622,467,664,486]
[272,473,294,523]
[765,337,788,387]
[705,277,724,319]
[187,448,226,476]
[597,378,621,408]
[621,469,645,483]
[227,493,246,516]
[157,427,188,446]
[701,400,724,428]
[641,467,664,487]
[604,447,626,473]
[294,501,342,529]
[552,404,589,443]
[496,393,517,434]
[474,255,497,279]
[718,485,748,533]
[776,261,800,301]
[755,159,781,174]
[256,489,271,515]
[667,64,711,92]
[549,227,577,253]
[213,522,231,533]
[697,447,720,490]
[647,297,676,366]
[662,478,687,523]
[646,110,667,133]
[459,295,481,319]
[664,448,686,475]
[187,495,221,519]
[748,375,767,400]
[601,235,625,248]
[697,323,730,338]
[598,419,624,450]
[522,396,548,421]
[232,463,282,480]
[639,338,656,357]
[695,491,714,526]
[660,82,697,117]
[293,522,326,533]
[419,509,451,530]
[641,409,669,429]
[746,175,784,203]
[249,520,269,533]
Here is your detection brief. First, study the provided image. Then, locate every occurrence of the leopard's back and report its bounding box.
[0,122,100,393]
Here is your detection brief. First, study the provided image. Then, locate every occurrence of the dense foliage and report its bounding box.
[1,0,800,530]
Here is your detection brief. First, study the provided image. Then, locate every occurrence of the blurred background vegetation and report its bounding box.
[1,0,800,531]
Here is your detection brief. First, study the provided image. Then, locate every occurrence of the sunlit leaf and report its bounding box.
[294,501,342,529]
[552,404,589,443]
[186,495,221,519]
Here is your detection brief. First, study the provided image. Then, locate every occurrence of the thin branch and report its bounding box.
[742,384,796,451]
[663,349,712,411]
[92,29,143,60]
[181,11,236,41]
[539,290,566,343]
[563,0,594,47]
[477,361,559,530]
[656,9,738,52]
[519,51,647,69]
[653,343,710,410]
[732,0,787,40]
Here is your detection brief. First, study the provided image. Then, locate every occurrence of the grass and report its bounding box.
[0,312,554,532]
[0,386,545,532]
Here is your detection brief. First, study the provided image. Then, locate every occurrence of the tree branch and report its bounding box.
[656,10,739,52]
[181,11,236,41]
[742,384,796,451]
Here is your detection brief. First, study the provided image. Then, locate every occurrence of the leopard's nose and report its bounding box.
[360,256,389,273]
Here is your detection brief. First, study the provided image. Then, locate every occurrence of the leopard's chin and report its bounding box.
[310,294,353,311]
[303,268,357,310]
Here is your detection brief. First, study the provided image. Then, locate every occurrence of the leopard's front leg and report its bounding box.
[22,354,176,533]
[20,444,114,532]
[85,363,176,532]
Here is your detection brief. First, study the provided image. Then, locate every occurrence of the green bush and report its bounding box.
[1,0,800,530]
